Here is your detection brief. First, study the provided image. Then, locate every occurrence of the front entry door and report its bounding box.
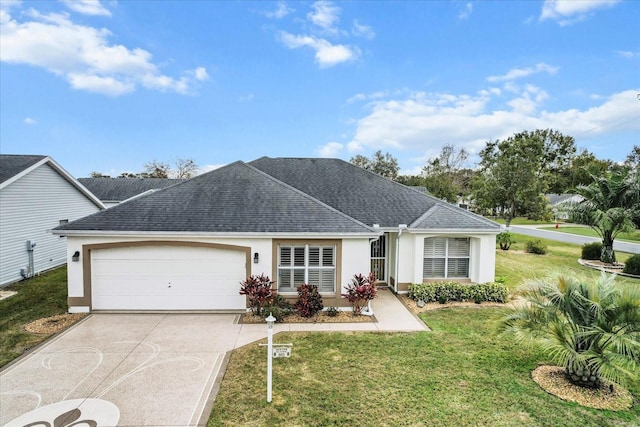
[370,235,387,282]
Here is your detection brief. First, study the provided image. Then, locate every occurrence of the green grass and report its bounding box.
[487,217,553,225]
[495,233,637,292]
[208,308,640,426]
[539,226,640,243]
[0,266,69,368]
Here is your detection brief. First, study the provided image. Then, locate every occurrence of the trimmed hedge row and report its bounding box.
[407,281,509,304]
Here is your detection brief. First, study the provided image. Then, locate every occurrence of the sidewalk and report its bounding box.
[233,288,428,348]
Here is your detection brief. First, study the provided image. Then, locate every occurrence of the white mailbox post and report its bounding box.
[265,314,275,403]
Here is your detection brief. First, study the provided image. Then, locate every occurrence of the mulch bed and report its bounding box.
[24,313,87,334]
[532,365,633,410]
[241,311,375,324]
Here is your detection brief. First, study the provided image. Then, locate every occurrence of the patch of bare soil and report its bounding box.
[399,294,506,315]
[24,313,87,334]
[532,365,633,411]
[241,311,375,324]
[0,290,17,301]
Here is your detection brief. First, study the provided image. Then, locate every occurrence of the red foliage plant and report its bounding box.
[294,284,324,318]
[239,274,275,315]
[341,273,377,315]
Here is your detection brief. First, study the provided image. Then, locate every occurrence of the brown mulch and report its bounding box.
[532,365,633,410]
[24,313,87,334]
[241,311,375,324]
[399,294,507,315]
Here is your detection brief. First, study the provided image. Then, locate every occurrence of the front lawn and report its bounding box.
[208,308,640,426]
[495,233,636,292]
[0,266,69,368]
[539,226,640,243]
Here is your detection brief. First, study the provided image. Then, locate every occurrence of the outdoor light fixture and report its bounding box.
[254,252,259,264]
[72,251,80,262]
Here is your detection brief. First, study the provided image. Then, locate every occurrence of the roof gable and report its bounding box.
[0,154,46,185]
[410,203,501,231]
[57,161,376,234]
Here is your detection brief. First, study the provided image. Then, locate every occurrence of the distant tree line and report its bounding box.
[89,158,198,179]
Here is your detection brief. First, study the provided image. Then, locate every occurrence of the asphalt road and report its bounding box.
[509,225,640,255]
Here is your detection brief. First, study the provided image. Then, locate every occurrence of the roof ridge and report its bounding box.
[242,161,377,232]
[410,202,500,229]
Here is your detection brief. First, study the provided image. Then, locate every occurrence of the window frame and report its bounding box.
[423,237,470,279]
[273,240,341,294]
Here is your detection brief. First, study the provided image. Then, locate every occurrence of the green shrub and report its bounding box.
[261,295,293,322]
[496,232,513,251]
[526,240,547,255]
[623,254,640,276]
[326,306,339,317]
[581,242,602,260]
[408,282,508,304]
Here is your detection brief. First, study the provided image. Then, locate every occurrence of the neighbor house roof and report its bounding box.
[0,154,104,208]
[250,157,499,231]
[78,177,184,203]
[56,161,376,234]
[0,154,47,184]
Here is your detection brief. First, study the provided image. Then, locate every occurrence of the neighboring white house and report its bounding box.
[546,193,584,221]
[0,155,104,286]
[53,157,500,313]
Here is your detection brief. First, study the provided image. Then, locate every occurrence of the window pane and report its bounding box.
[309,247,320,266]
[280,246,291,266]
[423,258,445,278]
[308,269,319,286]
[322,247,334,266]
[294,247,305,266]
[424,238,446,257]
[447,258,469,277]
[294,269,305,287]
[309,268,335,292]
[448,238,470,257]
[278,269,294,292]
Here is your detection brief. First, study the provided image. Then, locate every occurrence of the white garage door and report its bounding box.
[91,245,247,310]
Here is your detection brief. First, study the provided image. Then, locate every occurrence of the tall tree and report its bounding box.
[89,171,110,178]
[472,129,576,226]
[422,144,470,202]
[571,169,638,263]
[625,145,640,171]
[563,149,613,191]
[174,157,198,179]
[349,150,399,180]
[142,160,171,178]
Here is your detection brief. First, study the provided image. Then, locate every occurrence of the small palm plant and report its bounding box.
[498,273,640,389]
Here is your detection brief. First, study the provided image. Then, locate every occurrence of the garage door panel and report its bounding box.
[91,245,247,311]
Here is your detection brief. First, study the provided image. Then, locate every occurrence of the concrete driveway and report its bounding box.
[0,314,244,427]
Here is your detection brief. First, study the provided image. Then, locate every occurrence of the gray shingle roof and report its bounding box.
[250,157,498,230]
[0,154,46,184]
[57,161,375,234]
[78,177,184,202]
[411,203,501,230]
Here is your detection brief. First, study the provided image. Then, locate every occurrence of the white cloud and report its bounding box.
[540,0,620,25]
[24,117,36,125]
[279,31,359,67]
[307,1,341,34]
[347,83,638,164]
[239,93,255,102]
[0,6,208,96]
[60,0,111,17]
[458,2,473,20]
[264,1,293,19]
[352,20,375,39]
[615,50,638,58]
[317,141,344,157]
[487,63,558,82]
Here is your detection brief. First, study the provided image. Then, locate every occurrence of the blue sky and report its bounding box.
[1,0,638,177]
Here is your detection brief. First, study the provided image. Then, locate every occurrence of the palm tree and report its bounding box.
[571,169,638,263]
[499,273,640,389]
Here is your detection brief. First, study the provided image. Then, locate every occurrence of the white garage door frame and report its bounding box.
[69,241,251,312]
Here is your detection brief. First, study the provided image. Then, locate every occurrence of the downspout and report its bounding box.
[394,224,408,294]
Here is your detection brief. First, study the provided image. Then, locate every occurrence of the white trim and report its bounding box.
[51,230,381,238]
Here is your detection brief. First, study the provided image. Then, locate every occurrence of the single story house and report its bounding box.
[53,157,500,313]
[546,193,584,221]
[78,177,183,208]
[0,155,105,286]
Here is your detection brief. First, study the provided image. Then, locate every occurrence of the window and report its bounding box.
[423,237,470,279]
[278,244,336,293]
